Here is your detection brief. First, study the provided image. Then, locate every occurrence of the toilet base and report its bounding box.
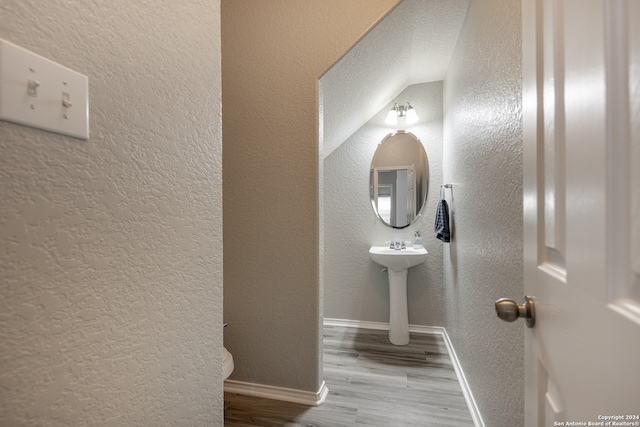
[223,347,234,380]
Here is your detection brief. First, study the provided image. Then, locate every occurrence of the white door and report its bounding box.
[521,0,640,424]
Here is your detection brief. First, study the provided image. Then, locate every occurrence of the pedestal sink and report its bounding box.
[369,246,428,345]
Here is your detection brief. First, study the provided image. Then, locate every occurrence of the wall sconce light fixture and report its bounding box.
[385,102,419,126]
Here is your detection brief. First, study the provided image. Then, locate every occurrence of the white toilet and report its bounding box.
[223,347,234,380]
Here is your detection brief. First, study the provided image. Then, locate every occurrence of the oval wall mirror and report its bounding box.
[369,131,429,229]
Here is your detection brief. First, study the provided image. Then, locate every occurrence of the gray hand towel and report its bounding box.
[434,199,450,243]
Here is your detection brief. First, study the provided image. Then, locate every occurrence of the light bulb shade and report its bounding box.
[385,108,398,125]
[405,106,419,124]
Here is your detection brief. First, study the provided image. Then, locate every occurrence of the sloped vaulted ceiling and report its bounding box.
[320,0,470,158]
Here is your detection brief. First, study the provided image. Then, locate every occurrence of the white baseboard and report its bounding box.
[437,327,486,427]
[224,379,329,407]
[323,318,485,427]
[323,318,443,335]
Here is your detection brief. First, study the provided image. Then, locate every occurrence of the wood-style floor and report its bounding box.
[224,325,475,426]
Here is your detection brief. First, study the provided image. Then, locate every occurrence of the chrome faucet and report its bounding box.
[389,240,407,250]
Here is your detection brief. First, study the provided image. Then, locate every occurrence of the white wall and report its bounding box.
[323,82,445,327]
[320,0,469,158]
[443,0,524,425]
[0,1,223,425]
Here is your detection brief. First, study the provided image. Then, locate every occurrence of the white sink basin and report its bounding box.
[369,246,428,272]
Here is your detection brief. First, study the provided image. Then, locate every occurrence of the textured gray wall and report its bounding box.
[320,0,469,158]
[221,0,400,393]
[443,0,524,425]
[323,82,445,327]
[0,1,223,425]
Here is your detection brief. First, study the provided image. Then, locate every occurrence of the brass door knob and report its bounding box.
[495,296,536,328]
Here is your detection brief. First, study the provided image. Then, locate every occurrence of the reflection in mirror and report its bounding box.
[370,131,429,228]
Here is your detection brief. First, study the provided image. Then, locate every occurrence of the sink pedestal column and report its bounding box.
[369,245,427,346]
[388,269,410,345]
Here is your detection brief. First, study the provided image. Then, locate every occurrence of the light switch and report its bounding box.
[0,39,89,139]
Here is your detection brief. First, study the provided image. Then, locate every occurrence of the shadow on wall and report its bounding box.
[442,186,459,323]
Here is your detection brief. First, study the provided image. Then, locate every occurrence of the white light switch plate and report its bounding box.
[0,39,89,139]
